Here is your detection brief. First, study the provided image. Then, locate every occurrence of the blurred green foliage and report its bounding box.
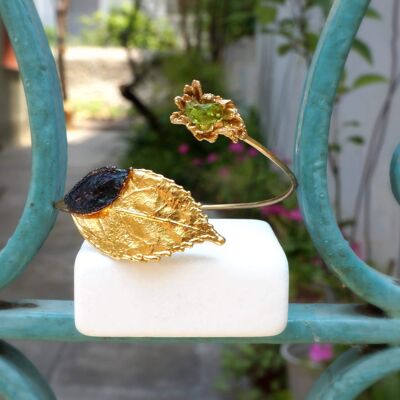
[215,344,290,400]
[80,3,176,50]
[359,372,400,400]
[44,26,57,47]
[159,52,227,101]
[68,98,129,120]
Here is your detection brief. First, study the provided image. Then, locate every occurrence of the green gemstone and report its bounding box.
[185,101,223,131]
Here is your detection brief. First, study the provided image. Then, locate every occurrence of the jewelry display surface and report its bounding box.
[74,219,288,337]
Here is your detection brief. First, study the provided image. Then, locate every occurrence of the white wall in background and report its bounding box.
[33,0,56,27]
[225,1,400,268]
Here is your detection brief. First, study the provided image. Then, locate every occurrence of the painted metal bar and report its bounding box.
[0,341,56,399]
[308,346,400,400]
[307,347,363,400]
[0,300,400,344]
[0,0,67,287]
[390,144,400,204]
[294,0,400,315]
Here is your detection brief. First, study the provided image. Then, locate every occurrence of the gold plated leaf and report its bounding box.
[71,169,225,261]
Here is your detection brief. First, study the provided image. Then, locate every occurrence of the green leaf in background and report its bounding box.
[347,135,365,145]
[338,218,356,228]
[264,0,285,4]
[352,38,373,64]
[337,84,350,96]
[257,5,277,25]
[336,68,349,96]
[304,32,319,53]
[365,7,381,20]
[342,120,360,128]
[360,372,400,400]
[329,143,342,153]
[352,73,387,89]
[277,43,292,56]
[305,0,333,16]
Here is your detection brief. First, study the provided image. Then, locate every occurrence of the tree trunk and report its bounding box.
[208,0,228,62]
[120,84,165,135]
[56,0,70,101]
[119,0,165,136]
[195,0,203,52]
[178,0,192,51]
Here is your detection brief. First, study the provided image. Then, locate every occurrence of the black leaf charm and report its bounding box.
[64,166,129,214]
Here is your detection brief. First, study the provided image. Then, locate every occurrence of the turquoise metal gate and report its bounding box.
[0,0,399,398]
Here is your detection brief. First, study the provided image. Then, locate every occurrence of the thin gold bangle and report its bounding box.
[201,136,297,211]
[53,80,298,262]
[56,81,298,214]
[54,136,297,214]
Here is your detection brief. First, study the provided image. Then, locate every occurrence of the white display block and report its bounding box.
[74,219,288,337]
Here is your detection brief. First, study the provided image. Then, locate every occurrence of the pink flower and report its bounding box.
[287,209,303,222]
[308,344,334,363]
[206,153,219,164]
[191,158,203,166]
[311,257,323,267]
[351,241,363,259]
[229,142,245,153]
[235,155,247,163]
[178,143,190,155]
[260,204,287,217]
[248,148,258,157]
[218,166,230,178]
[261,205,303,221]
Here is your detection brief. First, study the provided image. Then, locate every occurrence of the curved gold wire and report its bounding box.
[201,136,297,211]
[170,80,297,211]
[55,138,297,214]
[56,80,298,215]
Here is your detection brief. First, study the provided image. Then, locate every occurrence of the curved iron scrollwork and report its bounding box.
[0,341,56,399]
[391,144,400,204]
[0,0,67,288]
[0,0,400,398]
[0,1,67,395]
[308,346,400,400]
[294,0,400,317]
[295,0,400,397]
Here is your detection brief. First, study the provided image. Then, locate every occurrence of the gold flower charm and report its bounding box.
[170,80,248,143]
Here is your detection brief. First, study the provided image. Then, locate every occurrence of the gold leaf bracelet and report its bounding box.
[55,80,297,262]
